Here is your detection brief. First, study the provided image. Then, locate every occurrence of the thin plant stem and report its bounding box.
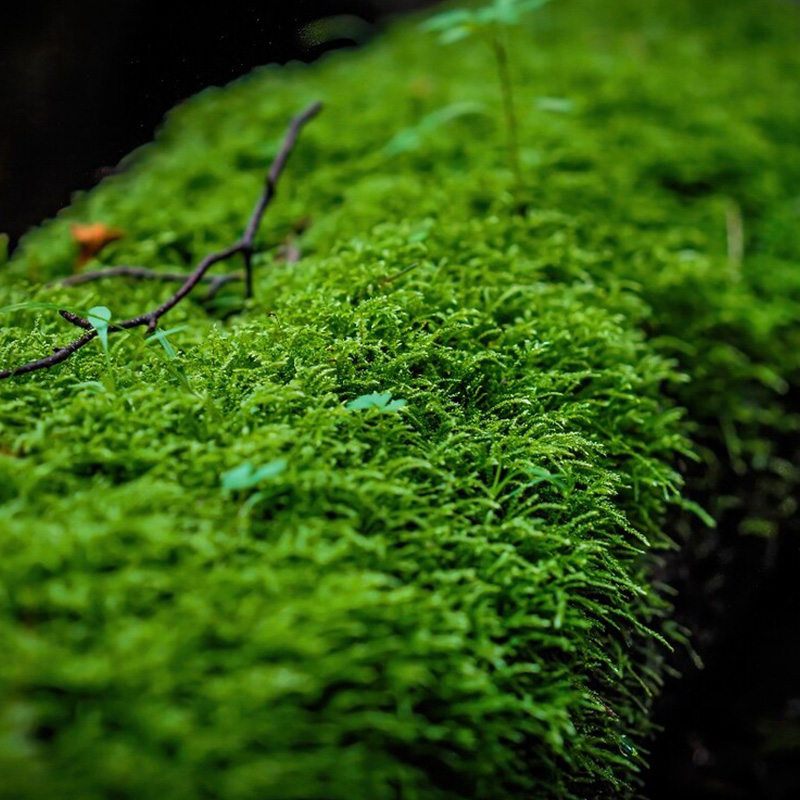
[490,31,523,197]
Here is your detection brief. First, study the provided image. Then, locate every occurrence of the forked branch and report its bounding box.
[0,101,322,380]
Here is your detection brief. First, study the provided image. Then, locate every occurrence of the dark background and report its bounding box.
[0,1,437,246]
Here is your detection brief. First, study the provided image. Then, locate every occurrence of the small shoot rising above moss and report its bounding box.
[221,459,288,492]
[346,391,407,411]
[423,0,552,201]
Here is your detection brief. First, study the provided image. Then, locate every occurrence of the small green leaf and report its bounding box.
[485,0,552,24]
[421,9,476,33]
[424,0,552,39]
[439,25,475,45]
[252,460,288,481]
[148,328,180,360]
[222,464,256,491]
[221,459,287,491]
[87,306,112,354]
[383,129,423,157]
[384,102,487,157]
[675,497,716,528]
[347,392,391,410]
[346,392,407,411]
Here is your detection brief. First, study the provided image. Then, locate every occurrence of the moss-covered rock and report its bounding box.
[1,0,798,797]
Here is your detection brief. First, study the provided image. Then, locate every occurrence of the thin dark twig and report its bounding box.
[203,273,243,301]
[240,108,316,296]
[490,34,523,199]
[59,310,94,330]
[0,101,322,380]
[57,266,244,291]
[379,262,420,286]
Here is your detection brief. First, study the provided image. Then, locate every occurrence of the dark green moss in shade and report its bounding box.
[1,0,799,796]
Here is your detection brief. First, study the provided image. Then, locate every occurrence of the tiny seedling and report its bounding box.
[2,301,117,390]
[146,326,194,392]
[423,0,552,199]
[87,305,115,390]
[147,326,185,361]
[222,459,289,531]
[221,459,288,491]
[87,306,112,353]
[346,392,407,411]
[0,102,322,382]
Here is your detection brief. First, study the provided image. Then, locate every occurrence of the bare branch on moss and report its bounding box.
[0,101,322,381]
[57,266,244,301]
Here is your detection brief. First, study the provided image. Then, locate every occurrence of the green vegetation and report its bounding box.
[1,0,799,797]
[424,0,552,196]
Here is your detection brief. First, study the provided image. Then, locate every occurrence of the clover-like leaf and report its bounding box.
[346,392,407,411]
[421,8,476,33]
[221,459,288,491]
[425,0,552,42]
[486,0,552,24]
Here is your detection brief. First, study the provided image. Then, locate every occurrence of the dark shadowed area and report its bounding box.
[0,1,438,246]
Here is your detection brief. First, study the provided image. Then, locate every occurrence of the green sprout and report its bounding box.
[146,325,194,392]
[87,306,112,354]
[87,305,115,390]
[221,459,288,492]
[346,392,407,411]
[424,0,552,199]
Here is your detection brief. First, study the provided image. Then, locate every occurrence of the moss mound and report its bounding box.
[1,0,799,797]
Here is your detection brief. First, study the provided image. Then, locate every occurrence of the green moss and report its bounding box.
[1,0,799,797]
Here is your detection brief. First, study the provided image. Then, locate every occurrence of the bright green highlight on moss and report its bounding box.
[1,0,800,798]
[346,391,407,411]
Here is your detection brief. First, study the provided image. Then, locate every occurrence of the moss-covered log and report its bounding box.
[1,0,799,797]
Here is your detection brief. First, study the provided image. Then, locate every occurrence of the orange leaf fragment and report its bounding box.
[72,223,124,270]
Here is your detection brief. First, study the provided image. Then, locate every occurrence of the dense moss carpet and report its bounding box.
[1,0,798,797]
